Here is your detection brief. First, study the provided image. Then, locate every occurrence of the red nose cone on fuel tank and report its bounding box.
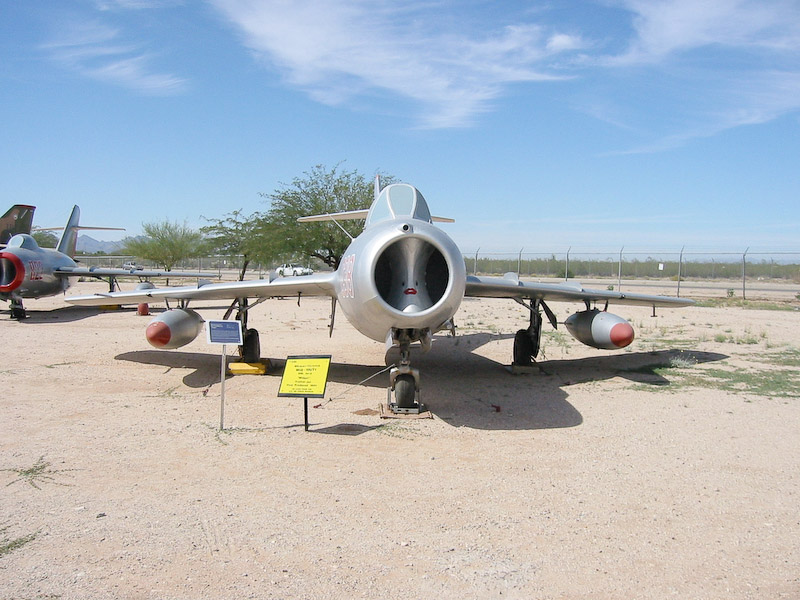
[610,321,635,348]
[146,321,172,348]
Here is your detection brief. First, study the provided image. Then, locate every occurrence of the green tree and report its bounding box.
[32,230,58,248]
[202,209,259,280]
[260,164,393,270]
[122,221,205,271]
[201,209,283,280]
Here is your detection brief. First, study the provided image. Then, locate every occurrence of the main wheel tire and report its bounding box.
[10,306,26,320]
[513,329,534,366]
[240,328,261,363]
[393,374,416,409]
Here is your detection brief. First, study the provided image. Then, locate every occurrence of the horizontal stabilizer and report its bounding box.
[298,210,454,223]
[298,210,370,223]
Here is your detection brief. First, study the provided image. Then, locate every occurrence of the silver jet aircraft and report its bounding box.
[0,205,213,319]
[66,182,693,411]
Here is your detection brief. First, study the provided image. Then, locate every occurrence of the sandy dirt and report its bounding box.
[2,279,800,599]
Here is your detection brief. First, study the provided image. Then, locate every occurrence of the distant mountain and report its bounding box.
[76,235,125,254]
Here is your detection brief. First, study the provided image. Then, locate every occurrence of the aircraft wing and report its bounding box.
[465,275,694,308]
[54,266,217,279]
[65,272,338,306]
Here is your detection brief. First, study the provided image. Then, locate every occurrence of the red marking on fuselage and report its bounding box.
[404,287,417,295]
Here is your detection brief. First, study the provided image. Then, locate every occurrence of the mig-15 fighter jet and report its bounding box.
[1,205,214,319]
[66,181,692,411]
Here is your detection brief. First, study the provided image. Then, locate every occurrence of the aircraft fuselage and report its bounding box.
[335,216,466,343]
[0,234,75,300]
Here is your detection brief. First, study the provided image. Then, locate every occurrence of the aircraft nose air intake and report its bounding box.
[374,236,449,314]
[610,321,635,348]
[0,252,25,292]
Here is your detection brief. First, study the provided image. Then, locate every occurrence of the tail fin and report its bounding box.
[0,204,35,245]
[57,205,81,256]
[43,206,125,257]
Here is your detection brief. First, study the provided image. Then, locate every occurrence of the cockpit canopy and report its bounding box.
[5,234,40,250]
[366,184,432,226]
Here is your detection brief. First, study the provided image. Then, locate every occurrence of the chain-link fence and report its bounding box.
[76,250,800,301]
[461,249,800,300]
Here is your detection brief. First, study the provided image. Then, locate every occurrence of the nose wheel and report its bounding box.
[389,368,421,413]
[388,341,422,413]
[9,299,26,320]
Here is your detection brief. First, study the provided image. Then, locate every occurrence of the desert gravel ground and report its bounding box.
[2,279,799,599]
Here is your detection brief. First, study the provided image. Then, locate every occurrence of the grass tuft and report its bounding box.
[2,456,74,489]
[0,525,37,557]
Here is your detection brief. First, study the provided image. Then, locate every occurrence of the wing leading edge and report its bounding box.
[465,275,694,308]
[54,267,216,279]
[65,272,339,307]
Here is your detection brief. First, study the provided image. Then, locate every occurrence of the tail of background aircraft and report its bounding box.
[56,205,82,257]
[48,205,125,257]
[0,204,35,246]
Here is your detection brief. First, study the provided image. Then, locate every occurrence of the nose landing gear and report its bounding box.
[9,298,26,320]
[387,331,423,414]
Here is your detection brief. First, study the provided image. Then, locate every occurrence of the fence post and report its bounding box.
[618,246,624,291]
[565,247,571,281]
[474,248,480,276]
[517,247,523,277]
[742,247,749,300]
[677,245,684,297]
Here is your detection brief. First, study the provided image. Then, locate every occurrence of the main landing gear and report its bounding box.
[513,298,555,367]
[233,298,262,363]
[221,296,263,363]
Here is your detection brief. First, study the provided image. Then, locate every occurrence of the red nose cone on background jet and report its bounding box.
[0,252,25,292]
[146,321,172,348]
[610,321,635,348]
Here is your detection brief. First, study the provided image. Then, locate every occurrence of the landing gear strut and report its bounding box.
[388,331,422,413]
[231,297,262,363]
[9,298,26,320]
[513,299,548,366]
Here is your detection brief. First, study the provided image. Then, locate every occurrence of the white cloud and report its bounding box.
[583,0,800,151]
[42,19,187,95]
[210,0,579,127]
[94,0,184,10]
[610,0,800,64]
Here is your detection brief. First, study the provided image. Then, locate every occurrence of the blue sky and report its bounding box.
[2,0,799,255]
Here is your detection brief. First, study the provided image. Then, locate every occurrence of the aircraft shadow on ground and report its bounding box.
[11,302,238,325]
[115,333,727,432]
[11,305,123,324]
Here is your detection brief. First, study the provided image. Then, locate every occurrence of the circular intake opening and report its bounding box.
[374,237,449,312]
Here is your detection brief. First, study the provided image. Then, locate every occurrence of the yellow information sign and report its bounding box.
[278,355,332,398]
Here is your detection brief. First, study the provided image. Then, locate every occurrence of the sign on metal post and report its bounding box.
[206,320,244,345]
[278,355,332,431]
[206,320,244,431]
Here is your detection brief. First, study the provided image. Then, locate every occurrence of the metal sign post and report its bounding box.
[206,320,244,431]
[278,355,332,431]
